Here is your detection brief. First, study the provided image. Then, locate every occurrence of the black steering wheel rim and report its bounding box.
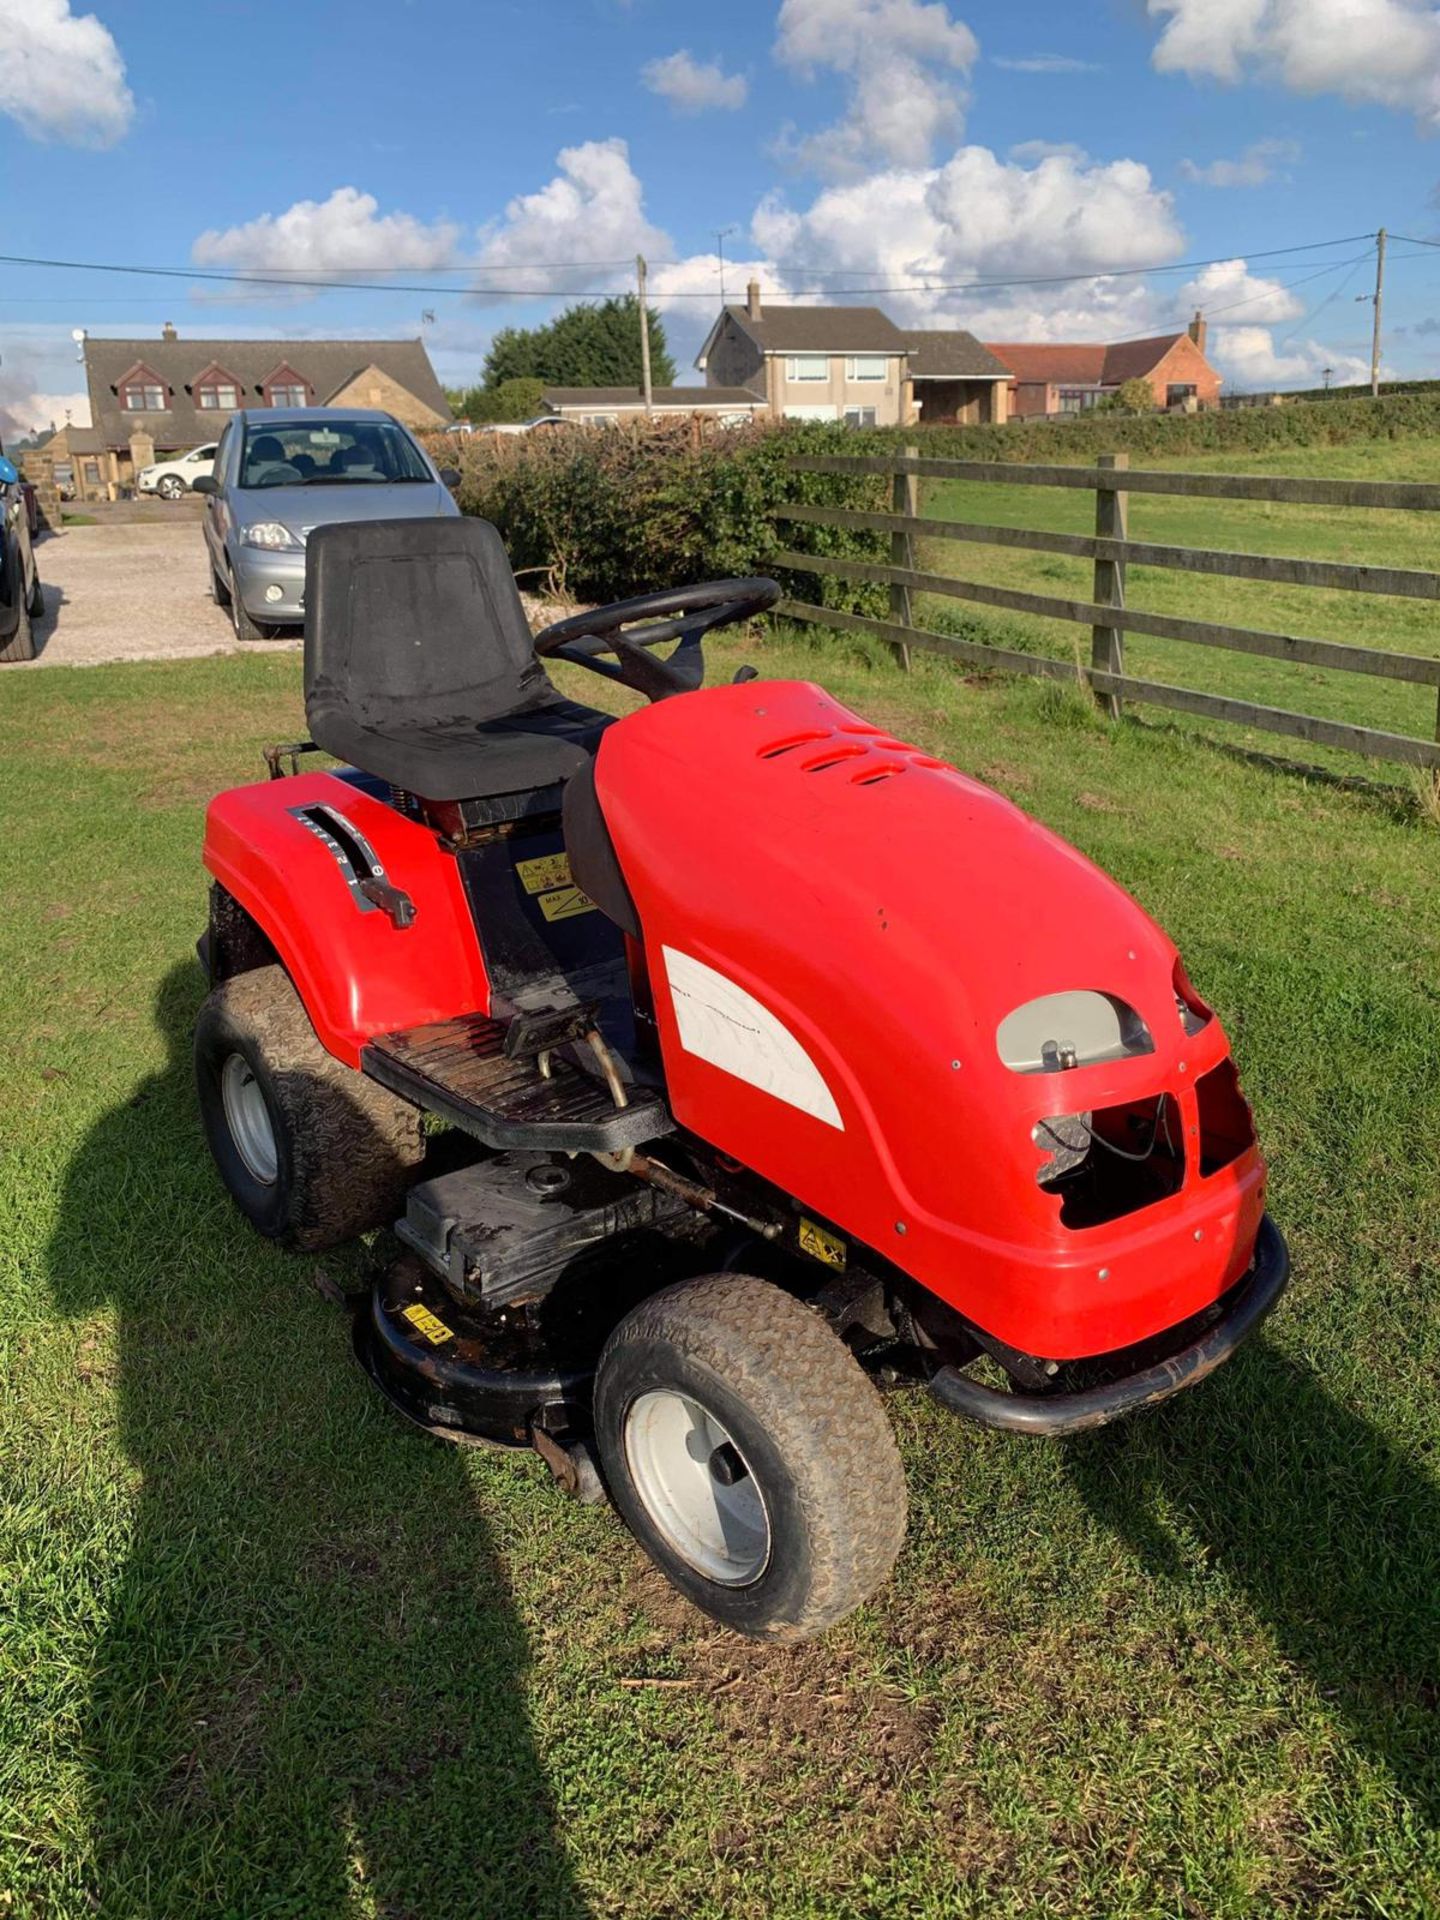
[533,577,780,701]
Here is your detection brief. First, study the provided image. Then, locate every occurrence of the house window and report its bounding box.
[843,407,877,427]
[82,460,101,486]
[198,383,239,410]
[846,356,887,383]
[786,354,830,383]
[580,413,618,427]
[1057,388,1103,414]
[269,384,307,408]
[1166,383,1197,407]
[121,381,165,411]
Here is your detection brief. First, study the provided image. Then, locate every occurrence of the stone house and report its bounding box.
[78,327,451,495]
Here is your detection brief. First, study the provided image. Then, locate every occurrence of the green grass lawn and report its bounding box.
[914,440,1440,769]
[2,633,1438,1918]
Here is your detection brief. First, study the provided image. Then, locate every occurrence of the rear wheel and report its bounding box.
[195,964,425,1250]
[594,1273,908,1640]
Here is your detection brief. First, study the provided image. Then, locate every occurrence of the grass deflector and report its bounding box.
[196,515,1289,1639]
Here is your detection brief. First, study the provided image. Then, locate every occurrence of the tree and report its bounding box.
[454,378,546,423]
[1104,377,1157,414]
[482,296,676,390]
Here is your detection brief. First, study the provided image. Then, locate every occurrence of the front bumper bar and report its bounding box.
[928,1214,1289,1437]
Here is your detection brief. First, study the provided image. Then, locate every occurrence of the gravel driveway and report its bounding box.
[16,510,299,669]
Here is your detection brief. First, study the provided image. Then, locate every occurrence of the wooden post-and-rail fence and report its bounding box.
[773,450,1440,775]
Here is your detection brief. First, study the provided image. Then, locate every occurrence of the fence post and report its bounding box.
[1091,452,1128,719]
[888,444,917,672]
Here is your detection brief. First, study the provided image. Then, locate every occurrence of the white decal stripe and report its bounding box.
[660,947,843,1131]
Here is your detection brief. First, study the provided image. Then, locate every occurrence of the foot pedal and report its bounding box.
[362,1012,670,1152]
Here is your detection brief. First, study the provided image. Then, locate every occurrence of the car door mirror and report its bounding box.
[192,475,219,496]
[438,467,461,488]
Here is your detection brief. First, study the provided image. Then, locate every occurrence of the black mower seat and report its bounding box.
[304,517,610,804]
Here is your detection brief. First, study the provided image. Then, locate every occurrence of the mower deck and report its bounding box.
[362,1012,670,1154]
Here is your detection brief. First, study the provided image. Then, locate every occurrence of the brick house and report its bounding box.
[987,316,1221,417]
[695,282,911,425]
[78,326,451,496]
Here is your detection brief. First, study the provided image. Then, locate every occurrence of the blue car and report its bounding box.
[0,454,43,664]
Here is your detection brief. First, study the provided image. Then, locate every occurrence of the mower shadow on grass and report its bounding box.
[46,962,591,1920]
[1065,1341,1440,1826]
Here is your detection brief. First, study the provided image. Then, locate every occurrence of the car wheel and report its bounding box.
[0,591,35,663]
[231,580,269,643]
[593,1272,908,1640]
[26,569,43,620]
[157,474,186,501]
[210,562,232,609]
[195,964,425,1251]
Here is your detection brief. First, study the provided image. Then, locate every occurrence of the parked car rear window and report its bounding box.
[239,421,431,488]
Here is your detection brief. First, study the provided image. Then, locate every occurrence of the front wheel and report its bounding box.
[158,474,186,501]
[593,1273,908,1640]
[195,964,425,1250]
[231,580,269,643]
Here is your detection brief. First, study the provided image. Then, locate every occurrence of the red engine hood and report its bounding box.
[595,679,1264,1360]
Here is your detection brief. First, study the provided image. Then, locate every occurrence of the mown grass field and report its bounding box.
[2,626,1438,1918]
[912,439,1440,770]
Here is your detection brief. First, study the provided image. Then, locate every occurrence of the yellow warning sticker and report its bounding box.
[516,852,574,895]
[538,885,597,922]
[798,1217,847,1270]
[401,1302,454,1346]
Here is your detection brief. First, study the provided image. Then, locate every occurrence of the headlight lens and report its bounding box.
[242,521,301,550]
[996,991,1154,1074]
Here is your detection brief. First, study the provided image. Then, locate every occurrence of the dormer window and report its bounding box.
[119,364,166,411]
[260,362,311,408]
[194,363,241,411]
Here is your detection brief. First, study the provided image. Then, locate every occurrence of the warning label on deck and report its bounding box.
[798,1217,847,1269]
[401,1302,455,1346]
[516,852,574,895]
[538,885,597,922]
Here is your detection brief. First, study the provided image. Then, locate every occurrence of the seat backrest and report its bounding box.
[304,517,550,750]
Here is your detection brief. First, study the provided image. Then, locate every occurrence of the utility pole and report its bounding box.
[636,253,653,416]
[1370,227,1386,399]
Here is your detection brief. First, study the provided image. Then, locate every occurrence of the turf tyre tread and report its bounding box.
[594,1272,907,1640]
[196,963,424,1251]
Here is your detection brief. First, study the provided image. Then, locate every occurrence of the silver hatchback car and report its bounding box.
[195,408,461,640]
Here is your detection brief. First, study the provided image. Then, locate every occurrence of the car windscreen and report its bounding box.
[239,421,432,489]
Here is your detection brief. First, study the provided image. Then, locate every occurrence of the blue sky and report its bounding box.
[4,0,1440,433]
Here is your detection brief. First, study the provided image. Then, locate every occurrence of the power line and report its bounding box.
[0,231,1380,303]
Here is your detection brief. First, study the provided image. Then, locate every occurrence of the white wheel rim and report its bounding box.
[220,1052,278,1185]
[623,1389,771,1586]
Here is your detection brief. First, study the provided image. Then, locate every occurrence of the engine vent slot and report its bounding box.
[800,744,871,773]
[759,730,832,759]
[852,764,906,786]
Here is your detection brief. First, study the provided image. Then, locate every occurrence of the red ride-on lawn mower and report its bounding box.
[196,517,1289,1640]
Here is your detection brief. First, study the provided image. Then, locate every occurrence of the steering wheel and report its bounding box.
[533,578,780,702]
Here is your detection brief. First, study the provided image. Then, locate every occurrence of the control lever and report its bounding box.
[359,877,417,929]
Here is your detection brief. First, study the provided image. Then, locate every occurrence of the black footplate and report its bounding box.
[362,1011,671,1152]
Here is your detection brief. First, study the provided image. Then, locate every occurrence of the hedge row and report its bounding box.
[434,419,892,612]
[426,392,1440,607]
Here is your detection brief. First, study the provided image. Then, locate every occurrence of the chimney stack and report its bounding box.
[1188,309,1206,356]
[162,321,178,341]
[746,278,762,321]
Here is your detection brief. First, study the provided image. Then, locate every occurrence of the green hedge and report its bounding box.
[432,420,893,613]
[901,391,1440,461]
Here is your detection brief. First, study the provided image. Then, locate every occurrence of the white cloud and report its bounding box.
[642,50,748,112]
[752,144,1183,335]
[472,139,668,297]
[0,0,133,147]
[1179,257,1304,324]
[1149,0,1440,125]
[1208,325,1370,388]
[192,187,461,284]
[1179,136,1299,185]
[993,53,1103,72]
[774,0,979,173]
